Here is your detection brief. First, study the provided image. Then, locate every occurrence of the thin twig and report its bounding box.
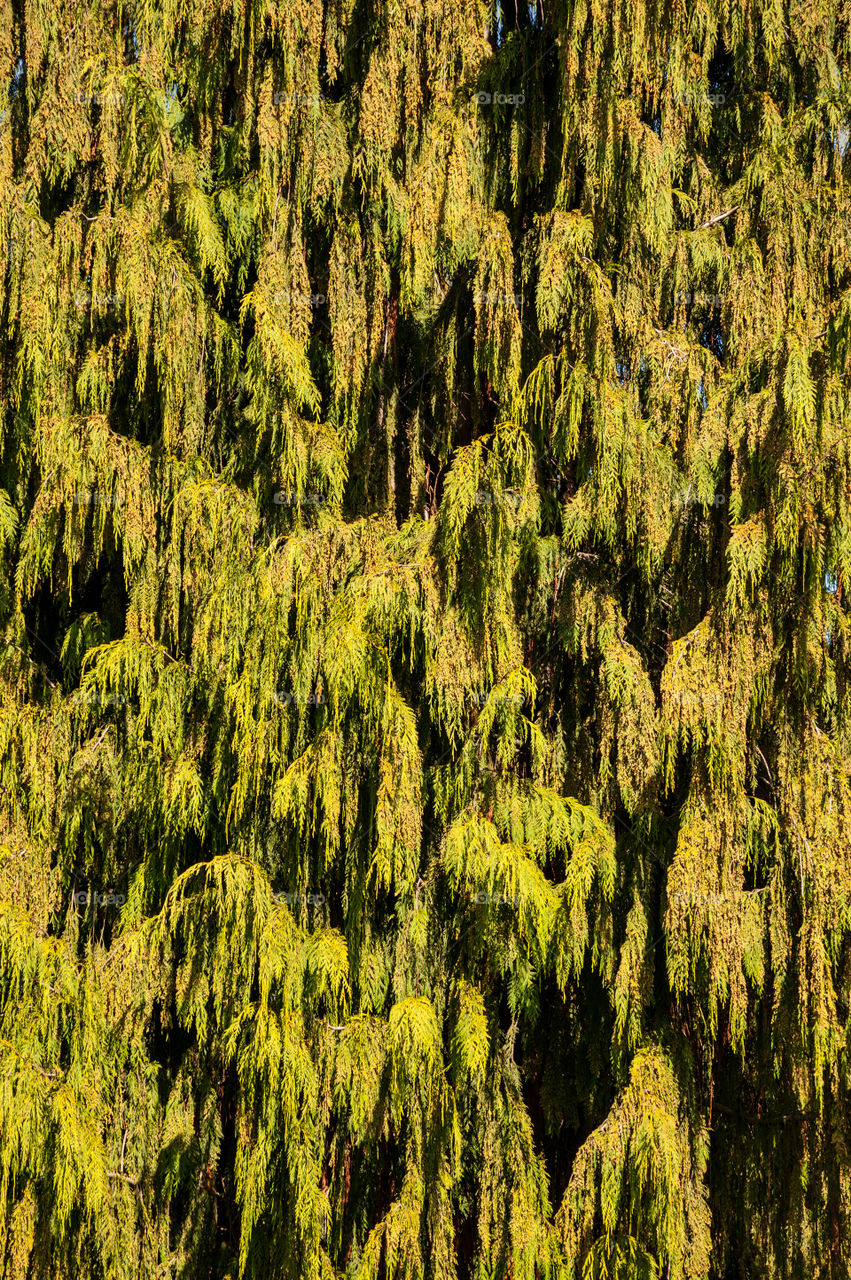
[698,205,740,230]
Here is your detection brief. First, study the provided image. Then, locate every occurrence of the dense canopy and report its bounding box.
[1,0,851,1276]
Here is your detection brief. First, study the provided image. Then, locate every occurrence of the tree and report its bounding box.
[1,0,850,1275]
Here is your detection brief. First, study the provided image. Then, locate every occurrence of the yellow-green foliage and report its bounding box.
[1,0,851,1277]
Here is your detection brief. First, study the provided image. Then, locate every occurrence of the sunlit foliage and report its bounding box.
[1,0,851,1275]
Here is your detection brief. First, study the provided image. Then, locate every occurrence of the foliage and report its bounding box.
[1,0,851,1276]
